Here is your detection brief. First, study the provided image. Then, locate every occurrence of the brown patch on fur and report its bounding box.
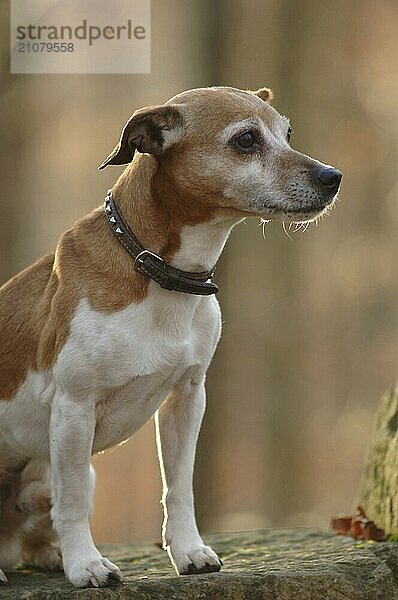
[0,255,56,399]
[36,497,52,513]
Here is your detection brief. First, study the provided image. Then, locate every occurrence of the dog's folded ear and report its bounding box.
[98,105,184,170]
[253,87,274,103]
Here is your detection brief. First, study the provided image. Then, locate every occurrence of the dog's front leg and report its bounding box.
[50,392,121,588]
[155,376,222,575]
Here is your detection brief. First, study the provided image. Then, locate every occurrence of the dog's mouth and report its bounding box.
[259,196,337,223]
[229,184,340,224]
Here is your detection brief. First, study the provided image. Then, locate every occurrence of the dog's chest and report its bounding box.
[61,291,204,386]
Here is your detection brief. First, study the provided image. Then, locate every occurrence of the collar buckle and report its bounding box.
[134,249,165,273]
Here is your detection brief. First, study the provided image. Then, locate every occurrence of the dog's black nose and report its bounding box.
[316,167,342,193]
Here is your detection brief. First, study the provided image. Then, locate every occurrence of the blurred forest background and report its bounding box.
[1,0,398,544]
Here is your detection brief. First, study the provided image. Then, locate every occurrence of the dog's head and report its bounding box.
[99,86,341,223]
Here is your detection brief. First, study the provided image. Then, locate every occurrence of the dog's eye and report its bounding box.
[233,131,259,153]
[287,127,293,143]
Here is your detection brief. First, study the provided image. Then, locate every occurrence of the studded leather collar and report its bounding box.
[104,190,218,295]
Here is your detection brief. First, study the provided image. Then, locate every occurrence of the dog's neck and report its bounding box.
[111,155,241,273]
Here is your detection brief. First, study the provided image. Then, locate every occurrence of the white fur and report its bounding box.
[170,218,240,271]
[223,158,277,209]
[162,125,184,148]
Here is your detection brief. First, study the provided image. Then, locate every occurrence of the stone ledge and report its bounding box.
[3,528,398,599]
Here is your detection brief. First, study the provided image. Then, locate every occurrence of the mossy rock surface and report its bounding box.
[359,383,398,534]
[3,528,398,599]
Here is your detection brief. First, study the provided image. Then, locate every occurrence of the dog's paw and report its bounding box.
[24,543,62,571]
[168,543,222,575]
[0,568,8,584]
[65,555,122,588]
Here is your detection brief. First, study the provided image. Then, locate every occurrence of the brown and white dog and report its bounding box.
[0,86,341,587]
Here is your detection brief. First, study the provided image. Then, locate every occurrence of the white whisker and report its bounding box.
[282,222,292,240]
[258,218,270,240]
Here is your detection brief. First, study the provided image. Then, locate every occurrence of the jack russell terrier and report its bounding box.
[0,86,341,587]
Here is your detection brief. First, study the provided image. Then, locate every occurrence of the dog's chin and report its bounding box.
[260,200,335,224]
